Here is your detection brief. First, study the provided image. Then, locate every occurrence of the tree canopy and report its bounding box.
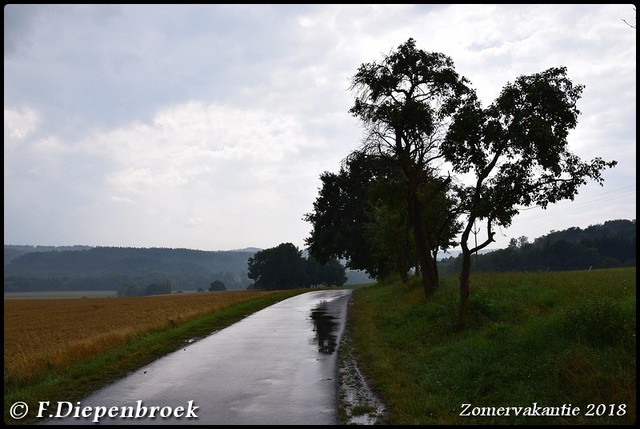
[442,65,617,322]
[209,280,226,291]
[247,243,347,290]
[304,152,402,279]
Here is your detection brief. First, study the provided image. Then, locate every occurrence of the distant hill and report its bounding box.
[231,247,263,253]
[4,245,92,265]
[4,246,253,277]
[4,246,257,293]
[438,219,636,273]
[3,245,371,293]
[6,219,634,293]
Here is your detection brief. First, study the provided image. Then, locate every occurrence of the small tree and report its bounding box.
[144,279,171,296]
[209,280,226,291]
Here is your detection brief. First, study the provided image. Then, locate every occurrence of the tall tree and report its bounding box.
[348,38,472,298]
[442,66,617,324]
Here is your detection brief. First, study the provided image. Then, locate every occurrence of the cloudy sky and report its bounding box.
[4,4,636,253]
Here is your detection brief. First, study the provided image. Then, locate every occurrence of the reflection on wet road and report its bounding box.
[310,301,339,355]
[42,289,352,425]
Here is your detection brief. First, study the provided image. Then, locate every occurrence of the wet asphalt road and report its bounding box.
[41,289,353,425]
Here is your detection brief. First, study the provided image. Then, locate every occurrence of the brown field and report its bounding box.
[3,290,281,383]
[3,290,118,300]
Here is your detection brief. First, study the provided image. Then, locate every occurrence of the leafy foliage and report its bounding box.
[209,280,226,291]
[304,152,393,277]
[347,38,473,296]
[307,37,618,325]
[443,66,617,230]
[247,243,347,290]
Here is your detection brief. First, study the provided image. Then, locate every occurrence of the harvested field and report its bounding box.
[4,291,281,383]
[4,290,118,300]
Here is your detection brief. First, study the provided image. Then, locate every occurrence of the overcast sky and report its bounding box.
[4,4,636,253]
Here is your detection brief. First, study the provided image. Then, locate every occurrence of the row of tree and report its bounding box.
[303,38,617,323]
[3,246,255,292]
[117,279,172,297]
[439,219,636,273]
[4,245,92,265]
[3,246,253,279]
[4,271,245,293]
[246,243,347,290]
[3,245,370,293]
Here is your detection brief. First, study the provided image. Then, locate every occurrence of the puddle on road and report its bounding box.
[309,300,339,354]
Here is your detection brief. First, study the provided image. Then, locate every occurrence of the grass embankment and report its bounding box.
[4,289,308,425]
[349,268,636,425]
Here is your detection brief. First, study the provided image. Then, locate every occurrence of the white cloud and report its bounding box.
[4,107,39,142]
[4,99,338,250]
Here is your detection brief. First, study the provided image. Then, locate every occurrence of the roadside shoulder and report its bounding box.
[337,295,387,425]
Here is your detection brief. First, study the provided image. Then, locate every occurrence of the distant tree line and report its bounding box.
[438,219,635,273]
[4,246,253,278]
[4,245,92,265]
[3,245,369,293]
[247,243,347,290]
[117,279,172,297]
[3,246,255,293]
[3,271,247,293]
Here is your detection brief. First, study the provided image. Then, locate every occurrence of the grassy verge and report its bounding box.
[348,268,636,425]
[4,289,308,425]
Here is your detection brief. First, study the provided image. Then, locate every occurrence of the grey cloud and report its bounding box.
[3,4,635,251]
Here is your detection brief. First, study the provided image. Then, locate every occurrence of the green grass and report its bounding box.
[348,268,636,425]
[4,289,308,425]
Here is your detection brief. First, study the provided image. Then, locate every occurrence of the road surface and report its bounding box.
[41,289,353,425]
